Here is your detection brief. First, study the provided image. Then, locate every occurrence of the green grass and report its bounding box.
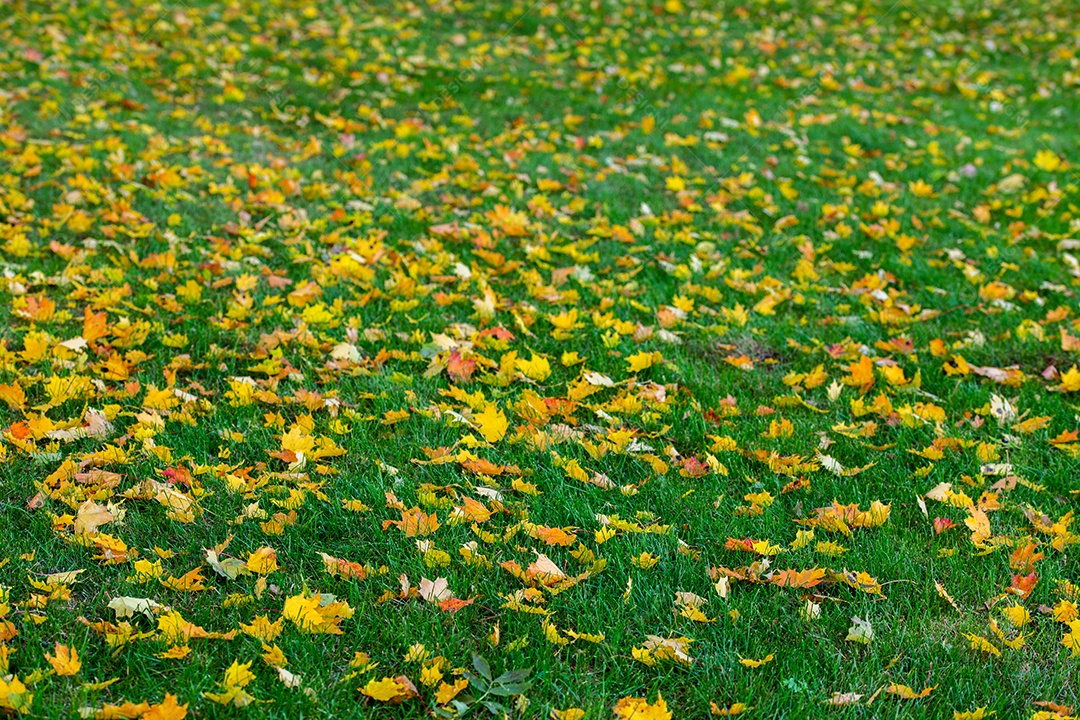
[1,0,1080,717]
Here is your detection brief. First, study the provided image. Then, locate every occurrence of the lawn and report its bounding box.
[1,0,1079,718]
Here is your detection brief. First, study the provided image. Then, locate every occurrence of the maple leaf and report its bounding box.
[1009,572,1038,598]
[360,677,403,699]
[1000,604,1030,628]
[516,352,551,381]
[962,633,1001,657]
[160,568,207,592]
[638,636,695,666]
[1054,600,1079,624]
[435,678,469,705]
[439,597,475,613]
[203,660,258,707]
[0,382,26,411]
[1058,365,1080,392]
[156,646,192,660]
[531,525,576,546]
[474,403,509,443]
[74,499,115,534]
[383,507,440,537]
[246,547,279,574]
[93,700,150,717]
[108,596,162,619]
[224,661,256,689]
[317,551,369,579]
[45,643,81,676]
[360,676,416,703]
[240,615,284,642]
[935,581,962,613]
[276,667,302,689]
[839,569,884,596]
[0,675,33,714]
[144,694,188,720]
[770,568,826,588]
[282,590,353,634]
[262,643,288,668]
[457,497,491,523]
[613,693,672,720]
[1033,149,1062,172]
[842,354,875,393]
[738,653,774,668]
[1062,620,1080,658]
[525,552,567,585]
[953,708,995,720]
[676,599,714,624]
[626,351,663,373]
[485,204,529,236]
[553,709,586,720]
[446,348,477,382]
[126,558,164,584]
[631,552,659,569]
[155,610,236,644]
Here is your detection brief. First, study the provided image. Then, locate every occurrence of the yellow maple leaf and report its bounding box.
[246,547,279,574]
[0,675,33,713]
[240,615,284,642]
[613,693,672,720]
[626,350,663,373]
[631,552,659,569]
[361,677,405,702]
[964,508,992,546]
[283,591,353,634]
[737,653,774,668]
[155,610,238,643]
[46,643,81,676]
[843,354,875,393]
[680,605,715,623]
[515,353,551,381]
[435,678,468,705]
[954,708,995,720]
[474,403,509,443]
[144,693,188,720]
[159,568,206,592]
[223,660,255,689]
[962,633,1001,657]
[1059,365,1080,392]
[1062,620,1080,657]
[553,709,586,720]
[816,541,848,557]
[1000,604,1029,627]
[908,179,935,197]
[0,383,26,411]
[73,499,115,535]
[203,660,257,707]
[1053,600,1079,623]
[1033,149,1062,172]
[155,646,192,660]
[382,507,440,537]
[126,559,163,584]
[261,643,288,668]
